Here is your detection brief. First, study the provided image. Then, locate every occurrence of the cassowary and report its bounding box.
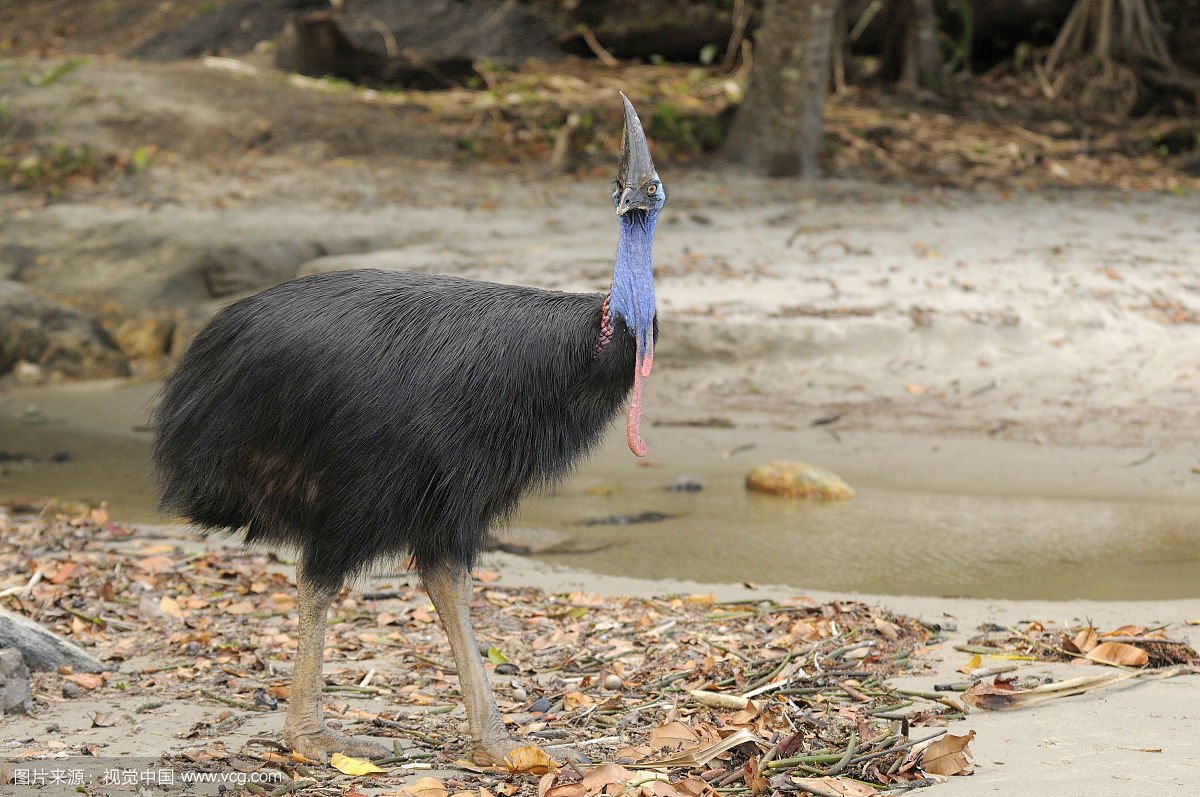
[152,94,664,764]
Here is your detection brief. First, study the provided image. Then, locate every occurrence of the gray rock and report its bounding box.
[0,608,111,674]
[0,280,129,380]
[1,647,32,715]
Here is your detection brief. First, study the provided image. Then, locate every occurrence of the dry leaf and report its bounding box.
[790,777,878,795]
[648,721,701,751]
[1087,641,1149,667]
[502,746,559,774]
[1072,626,1099,653]
[398,776,449,797]
[544,784,585,797]
[957,654,981,673]
[90,712,119,727]
[639,729,763,767]
[226,600,255,615]
[919,731,975,776]
[582,763,635,792]
[64,673,103,690]
[158,595,184,619]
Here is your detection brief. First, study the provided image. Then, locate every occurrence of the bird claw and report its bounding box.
[285,727,391,763]
[470,735,532,767]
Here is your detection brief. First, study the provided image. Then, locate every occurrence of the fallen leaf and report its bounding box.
[487,647,510,665]
[502,746,559,774]
[158,595,185,619]
[1087,641,1149,667]
[919,731,975,776]
[398,776,448,797]
[582,763,635,792]
[226,600,255,615]
[957,653,981,673]
[790,777,878,795]
[639,729,763,767]
[64,673,103,690]
[90,712,119,727]
[648,721,701,751]
[563,691,594,710]
[134,555,174,572]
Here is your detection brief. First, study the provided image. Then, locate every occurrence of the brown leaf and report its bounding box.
[158,595,185,619]
[918,731,975,776]
[226,600,255,615]
[399,776,449,797]
[1072,626,1098,653]
[502,746,559,774]
[582,763,635,793]
[544,784,585,797]
[134,555,175,573]
[648,721,701,751]
[65,673,103,690]
[790,777,879,795]
[538,772,556,797]
[1087,642,1149,667]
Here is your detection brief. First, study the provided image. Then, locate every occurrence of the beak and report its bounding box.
[616,92,655,213]
[615,186,640,216]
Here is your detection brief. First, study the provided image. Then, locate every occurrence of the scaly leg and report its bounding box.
[283,565,389,762]
[423,564,523,765]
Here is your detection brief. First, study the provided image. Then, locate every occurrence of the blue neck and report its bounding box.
[608,209,658,369]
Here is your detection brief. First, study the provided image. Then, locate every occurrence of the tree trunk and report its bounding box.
[721,0,839,178]
[881,0,944,89]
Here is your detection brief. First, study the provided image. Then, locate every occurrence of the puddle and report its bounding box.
[1,382,1197,601]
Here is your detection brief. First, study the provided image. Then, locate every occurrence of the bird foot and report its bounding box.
[285,727,390,763]
[470,735,533,767]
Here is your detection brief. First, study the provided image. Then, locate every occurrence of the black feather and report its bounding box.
[153,269,641,592]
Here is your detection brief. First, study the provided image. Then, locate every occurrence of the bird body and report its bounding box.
[154,270,639,591]
[153,93,665,765]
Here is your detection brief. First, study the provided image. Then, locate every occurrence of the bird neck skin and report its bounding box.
[606,208,659,375]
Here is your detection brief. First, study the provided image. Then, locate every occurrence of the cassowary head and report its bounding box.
[609,92,664,457]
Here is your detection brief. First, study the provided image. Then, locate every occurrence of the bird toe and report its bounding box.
[287,728,391,763]
[470,735,533,767]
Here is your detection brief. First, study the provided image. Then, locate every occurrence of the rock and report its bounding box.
[744,461,854,501]
[0,280,129,380]
[603,674,623,691]
[0,608,111,674]
[485,527,572,555]
[668,475,703,492]
[111,314,177,360]
[1,647,33,714]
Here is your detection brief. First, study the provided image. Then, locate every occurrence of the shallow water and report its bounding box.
[1,382,1197,601]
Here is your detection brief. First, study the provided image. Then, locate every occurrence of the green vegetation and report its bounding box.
[648,102,724,155]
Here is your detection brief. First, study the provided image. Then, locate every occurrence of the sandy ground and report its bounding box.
[1,545,1197,796]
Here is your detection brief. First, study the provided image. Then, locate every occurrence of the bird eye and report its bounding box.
[647,184,657,195]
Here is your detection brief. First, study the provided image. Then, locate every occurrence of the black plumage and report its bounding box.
[154,270,638,591]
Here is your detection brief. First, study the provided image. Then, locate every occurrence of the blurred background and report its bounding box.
[1,0,1198,600]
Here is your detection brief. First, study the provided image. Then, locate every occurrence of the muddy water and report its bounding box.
[2,382,1197,601]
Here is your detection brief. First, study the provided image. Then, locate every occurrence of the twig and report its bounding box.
[822,728,857,775]
[579,27,619,68]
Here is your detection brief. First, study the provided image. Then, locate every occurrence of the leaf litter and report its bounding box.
[947,619,1198,712]
[11,506,1196,793]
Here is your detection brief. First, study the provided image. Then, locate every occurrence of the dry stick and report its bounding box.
[787,781,843,797]
[580,27,619,68]
[850,728,949,768]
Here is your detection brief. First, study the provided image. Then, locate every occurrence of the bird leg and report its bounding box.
[423,564,524,766]
[283,566,389,763]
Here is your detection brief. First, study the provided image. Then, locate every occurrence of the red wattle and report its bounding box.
[627,365,646,457]
[640,336,654,378]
